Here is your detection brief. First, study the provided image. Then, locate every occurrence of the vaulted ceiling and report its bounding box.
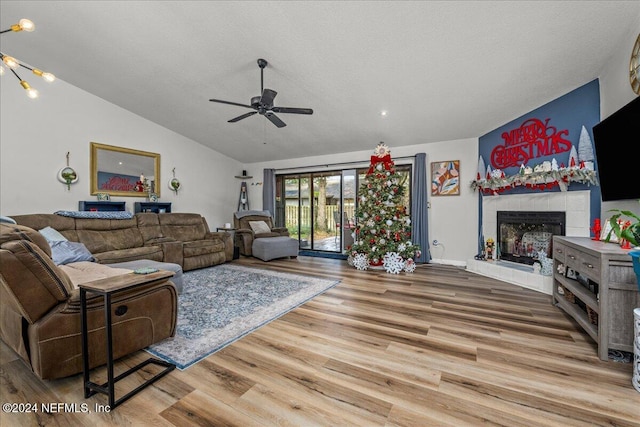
[1,1,638,163]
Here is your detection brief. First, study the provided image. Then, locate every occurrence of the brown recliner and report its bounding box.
[0,223,177,380]
[233,211,290,256]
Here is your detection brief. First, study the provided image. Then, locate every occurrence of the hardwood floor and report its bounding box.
[2,257,639,426]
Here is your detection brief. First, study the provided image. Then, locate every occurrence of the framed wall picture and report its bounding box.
[96,192,110,201]
[431,160,460,196]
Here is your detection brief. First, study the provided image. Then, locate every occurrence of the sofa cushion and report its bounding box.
[75,218,143,253]
[93,245,164,264]
[50,241,95,265]
[12,214,78,242]
[158,213,208,241]
[136,212,165,243]
[0,223,52,257]
[182,239,225,257]
[0,230,74,324]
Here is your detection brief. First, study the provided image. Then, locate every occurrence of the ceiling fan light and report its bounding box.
[20,80,39,98]
[3,55,20,69]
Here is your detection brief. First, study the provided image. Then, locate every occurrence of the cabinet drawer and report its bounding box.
[577,251,601,281]
[552,241,567,263]
[564,246,581,269]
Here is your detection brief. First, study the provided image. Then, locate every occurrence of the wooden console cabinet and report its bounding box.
[552,236,639,361]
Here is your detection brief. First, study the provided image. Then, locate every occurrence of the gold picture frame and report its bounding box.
[90,142,160,198]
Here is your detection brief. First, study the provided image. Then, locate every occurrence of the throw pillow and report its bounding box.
[249,220,271,234]
[39,226,68,243]
[50,241,95,265]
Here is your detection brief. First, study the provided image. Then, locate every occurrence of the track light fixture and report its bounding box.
[0,18,55,99]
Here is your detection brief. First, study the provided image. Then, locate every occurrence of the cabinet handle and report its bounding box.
[556,248,563,253]
[568,255,576,260]
[583,262,594,269]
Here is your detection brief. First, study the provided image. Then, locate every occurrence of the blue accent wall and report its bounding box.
[477,79,601,243]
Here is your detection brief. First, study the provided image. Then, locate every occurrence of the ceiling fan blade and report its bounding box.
[265,112,286,128]
[228,111,258,123]
[209,98,254,109]
[260,89,277,107]
[271,106,314,115]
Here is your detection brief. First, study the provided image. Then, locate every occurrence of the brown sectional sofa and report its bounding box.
[11,212,233,271]
[0,223,178,380]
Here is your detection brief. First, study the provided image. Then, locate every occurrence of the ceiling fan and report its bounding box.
[209,58,313,128]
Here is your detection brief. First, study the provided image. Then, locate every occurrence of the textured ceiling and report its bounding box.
[1,1,638,163]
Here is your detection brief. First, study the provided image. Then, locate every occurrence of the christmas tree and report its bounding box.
[349,143,421,273]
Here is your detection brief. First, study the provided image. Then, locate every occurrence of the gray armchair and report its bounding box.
[233,211,290,256]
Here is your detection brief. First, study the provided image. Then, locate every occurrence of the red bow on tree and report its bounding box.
[367,154,393,175]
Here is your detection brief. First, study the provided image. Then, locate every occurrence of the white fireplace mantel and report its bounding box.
[466,190,592,294]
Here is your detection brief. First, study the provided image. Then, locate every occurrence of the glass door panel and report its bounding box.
[284,177,301,243]
[312,172,341,252]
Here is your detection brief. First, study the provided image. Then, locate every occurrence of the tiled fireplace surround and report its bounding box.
[466,190,591,294]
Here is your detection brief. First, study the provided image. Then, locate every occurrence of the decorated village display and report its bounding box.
[348,143,421,274]
[471,125,598,194]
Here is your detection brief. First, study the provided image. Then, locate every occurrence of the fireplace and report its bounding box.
[497,211,565,265]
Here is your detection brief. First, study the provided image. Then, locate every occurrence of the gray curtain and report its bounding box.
[262,168,276,217]
[411,153,431,263]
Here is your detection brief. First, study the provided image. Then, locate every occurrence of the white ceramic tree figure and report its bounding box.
[577,125,595,169]
[477,156,486,181]
[568,145,579,168]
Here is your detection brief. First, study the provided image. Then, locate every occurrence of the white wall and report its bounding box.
[0,77,241,229]
[244,138,479,266]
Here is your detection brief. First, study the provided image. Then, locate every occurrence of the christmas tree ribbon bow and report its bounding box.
[367,154,393,175]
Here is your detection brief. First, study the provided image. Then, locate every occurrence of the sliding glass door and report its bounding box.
[276,163,412,257]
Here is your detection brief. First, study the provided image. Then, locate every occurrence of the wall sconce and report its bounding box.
[169,167,181,194]
[57,152,78,190]
[0,18,55,99]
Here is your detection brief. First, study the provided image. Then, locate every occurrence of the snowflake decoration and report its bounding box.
[374,143,390,158]
[352,253,369,270]
[404,258,416,273]
[383,252,404,274]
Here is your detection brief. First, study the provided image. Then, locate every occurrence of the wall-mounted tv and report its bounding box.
[592,96,640,201]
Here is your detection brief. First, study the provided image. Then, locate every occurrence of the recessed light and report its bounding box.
[380,110,388,117]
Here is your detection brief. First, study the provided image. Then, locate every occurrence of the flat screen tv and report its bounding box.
[592,96,640,201]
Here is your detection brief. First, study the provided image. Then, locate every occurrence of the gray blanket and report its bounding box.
[234,210,271,219]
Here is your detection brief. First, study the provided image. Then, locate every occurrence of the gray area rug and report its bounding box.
[146,264,339,370]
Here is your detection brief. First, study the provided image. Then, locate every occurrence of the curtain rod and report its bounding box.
[275,155,417,173]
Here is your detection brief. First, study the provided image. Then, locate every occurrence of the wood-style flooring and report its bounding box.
[1,257,639,426]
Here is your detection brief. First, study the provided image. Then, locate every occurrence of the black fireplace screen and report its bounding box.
[497,211,565,265]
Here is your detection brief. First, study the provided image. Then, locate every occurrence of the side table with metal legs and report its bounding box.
[80,270,176,409]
